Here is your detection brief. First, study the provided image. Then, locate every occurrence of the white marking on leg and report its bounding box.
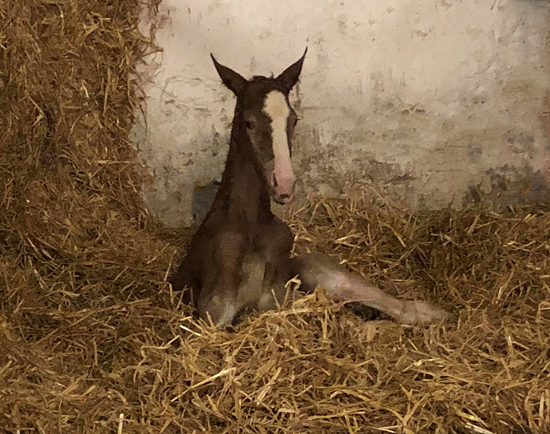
[215,301,238,326]
[263,91,294,191]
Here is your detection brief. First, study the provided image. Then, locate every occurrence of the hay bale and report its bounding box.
[0,0,549,433]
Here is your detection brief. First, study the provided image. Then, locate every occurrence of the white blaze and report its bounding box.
[263,91,294,193]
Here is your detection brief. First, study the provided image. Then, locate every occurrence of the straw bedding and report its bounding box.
[1,0,549,433]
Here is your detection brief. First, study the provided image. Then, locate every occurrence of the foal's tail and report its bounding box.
[291,253,447,325]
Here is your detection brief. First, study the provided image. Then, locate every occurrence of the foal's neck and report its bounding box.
[213,123,273,225]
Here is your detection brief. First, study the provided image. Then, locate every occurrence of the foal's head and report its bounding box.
[211,49,307,206]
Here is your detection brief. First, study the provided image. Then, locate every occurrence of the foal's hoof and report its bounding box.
[399,300,448,326]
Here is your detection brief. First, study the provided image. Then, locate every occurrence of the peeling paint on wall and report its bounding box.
[134,0,550,227]
[465,166,550,209]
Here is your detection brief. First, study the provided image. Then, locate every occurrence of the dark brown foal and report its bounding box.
[170,50,447,327]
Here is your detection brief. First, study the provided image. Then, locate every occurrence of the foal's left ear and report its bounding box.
[275,47,308,93]
[211,54,247,96]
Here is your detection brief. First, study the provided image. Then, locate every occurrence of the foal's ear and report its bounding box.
[210,54,247,96]
[275,47,308,92]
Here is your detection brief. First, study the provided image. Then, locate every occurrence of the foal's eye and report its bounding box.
[244,120,253,130]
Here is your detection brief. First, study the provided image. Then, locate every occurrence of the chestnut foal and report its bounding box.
[170,50,447,327]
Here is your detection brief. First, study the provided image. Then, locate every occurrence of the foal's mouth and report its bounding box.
[273,192,296,206]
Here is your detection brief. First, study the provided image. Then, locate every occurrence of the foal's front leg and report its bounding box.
[291,253,447,325]
[196,231,249,327]
[255,218,294,312]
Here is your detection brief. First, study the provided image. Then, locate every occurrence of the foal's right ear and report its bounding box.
[211,54,247,96]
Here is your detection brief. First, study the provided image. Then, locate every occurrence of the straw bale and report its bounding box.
[1,0,549,433]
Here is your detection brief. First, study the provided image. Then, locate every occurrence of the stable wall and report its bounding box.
[134,0,550,227]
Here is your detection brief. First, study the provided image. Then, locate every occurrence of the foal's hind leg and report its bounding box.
[291,253,447,325]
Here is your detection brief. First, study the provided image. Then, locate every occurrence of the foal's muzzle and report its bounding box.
[271,171,296,205]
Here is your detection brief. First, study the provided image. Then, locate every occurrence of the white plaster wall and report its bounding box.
[134,0,550,227]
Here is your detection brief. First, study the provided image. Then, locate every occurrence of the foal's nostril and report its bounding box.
[280,194,290,199]
[272,173,278,187]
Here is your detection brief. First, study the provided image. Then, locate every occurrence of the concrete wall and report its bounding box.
[134,0,550,228]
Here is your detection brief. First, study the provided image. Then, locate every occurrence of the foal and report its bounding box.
[170,50,447,327]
